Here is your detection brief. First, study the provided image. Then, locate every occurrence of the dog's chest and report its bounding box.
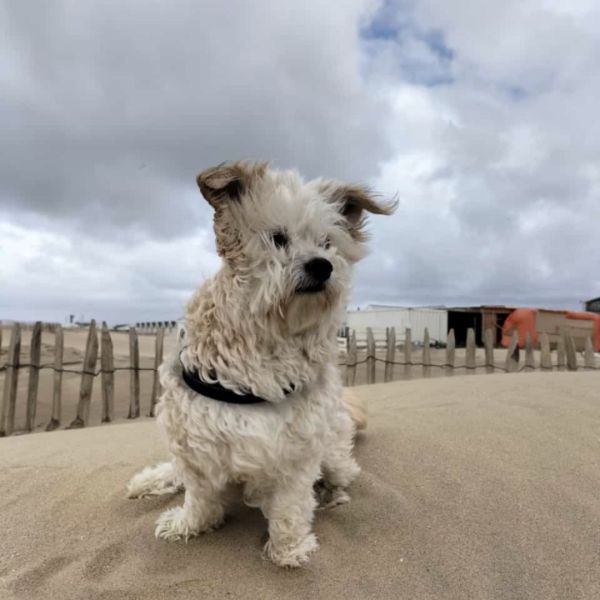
[165,385,332,478]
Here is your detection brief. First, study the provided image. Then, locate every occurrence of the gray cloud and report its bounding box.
[1,1,391,238]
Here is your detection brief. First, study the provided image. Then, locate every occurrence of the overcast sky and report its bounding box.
[1,0,599,324]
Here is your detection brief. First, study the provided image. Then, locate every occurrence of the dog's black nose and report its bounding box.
[304,258,333,282]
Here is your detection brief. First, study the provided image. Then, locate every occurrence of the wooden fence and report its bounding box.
[0,321,598,437]
[0,320,164,437]
[343,326,598,385]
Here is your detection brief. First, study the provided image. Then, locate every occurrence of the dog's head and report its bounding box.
[197,160,396,331]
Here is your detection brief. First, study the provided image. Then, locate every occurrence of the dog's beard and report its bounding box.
[283,284,341,334]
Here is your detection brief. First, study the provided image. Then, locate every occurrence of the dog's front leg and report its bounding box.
[262,469,320,567]
[155,459,226,542]
[319,407,360,508]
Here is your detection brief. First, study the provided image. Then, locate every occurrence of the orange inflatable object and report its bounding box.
[501,308,538,348]
[501,308,600,351]
[565,311,600,352]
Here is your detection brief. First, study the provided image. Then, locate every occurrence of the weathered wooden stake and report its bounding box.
[540,333,552,371]
[346,330,357,386]
[404,328,412,379]
[0,323,21,436]
[524,332,535,371]
[484,328,495,373]
[564,332,578,371]
[150,327,165,416]
[384,327,396,383]
[584,337,596,370]
[445,329,455,376]
[101,323,114,422]
[128,327,140,418]
[466,328,476,374]
[69,320,98,429]
[422,328,431,377]
[505,330,519,373]
[25,321,42,432]
[366,327,376,384]
[46,325,63,431]
[557,337,566,371]
[383,327,389,382]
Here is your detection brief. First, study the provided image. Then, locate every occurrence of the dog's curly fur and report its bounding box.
[127,161,395,567]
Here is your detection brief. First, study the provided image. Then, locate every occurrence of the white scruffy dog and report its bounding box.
[127,161,395,567]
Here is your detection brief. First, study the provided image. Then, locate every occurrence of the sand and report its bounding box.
[1,371,600,599]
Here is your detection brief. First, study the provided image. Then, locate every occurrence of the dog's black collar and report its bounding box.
[181,367,269,404]
[178,339,295,405]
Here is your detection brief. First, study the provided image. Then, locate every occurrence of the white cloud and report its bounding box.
[0,218,220,323]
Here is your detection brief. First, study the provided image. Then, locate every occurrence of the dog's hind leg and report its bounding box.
[126,461,183,499]
[155,459,227,542]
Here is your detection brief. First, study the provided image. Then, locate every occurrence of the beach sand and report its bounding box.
[1,371,600,599]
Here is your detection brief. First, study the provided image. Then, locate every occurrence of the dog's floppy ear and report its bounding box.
[196,160,268,208]
[321,182,397,240]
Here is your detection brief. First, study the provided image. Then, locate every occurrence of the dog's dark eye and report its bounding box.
[272,231,288,249]
[321,237,331,250]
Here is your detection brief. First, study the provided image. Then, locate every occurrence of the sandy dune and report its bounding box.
[1,371,599,599]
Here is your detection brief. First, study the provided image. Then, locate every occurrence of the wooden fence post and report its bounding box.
[0,323,21,436]
[128,326,140,418]
[150,327,165,416]
[346,330,357,386]
[422,328,431,377]
[505,330,519,373]
[540,333,552,371]
[445,329,455,376]
[524,332,535,371]
[25,321,42,432]
[404,328,412,379]
[69,320,98,429]
[564,332,578,371]
[584,337,596,370]
[466,328,476,374]
[366,327,376,384]
[101,323,114,423]
[557,337,566,371]
[484,328,495,373]
[46,325,63,431]
[384,326,396,383]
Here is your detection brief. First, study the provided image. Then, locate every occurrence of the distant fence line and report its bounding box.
[0,321,598,437]
[135,321,178,335]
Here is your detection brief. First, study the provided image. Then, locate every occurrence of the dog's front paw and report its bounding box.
[155,507,199,542]
[263,533,319,568]
[314,479,351,509]
[126,463,182,499]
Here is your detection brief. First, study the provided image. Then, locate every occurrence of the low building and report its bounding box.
[345,307,448,345]
[584,297,600,314]
[447,305,515,347]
